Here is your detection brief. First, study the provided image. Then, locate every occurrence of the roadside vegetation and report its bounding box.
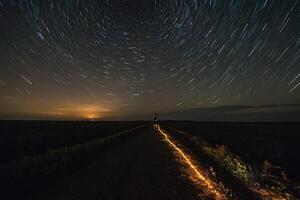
[162,121,300,199]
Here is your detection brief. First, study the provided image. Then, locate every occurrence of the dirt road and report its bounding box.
[30,125,202,200]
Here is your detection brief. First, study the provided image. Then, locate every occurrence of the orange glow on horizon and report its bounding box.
[73,105,110,120]
[0,96,117,120]
[85,114,97,119]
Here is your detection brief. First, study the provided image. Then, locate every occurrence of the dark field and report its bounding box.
[0,121,145,164]
[162,121,300,182]
[1,121,299,200]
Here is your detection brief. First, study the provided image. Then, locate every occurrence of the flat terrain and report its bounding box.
[1,121,300,200]
[0,121,144,164]
[23,125,201,200]
[163,121,300,182]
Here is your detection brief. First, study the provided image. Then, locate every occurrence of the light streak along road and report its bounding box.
[156,125,228,200]
[170,127,297,200]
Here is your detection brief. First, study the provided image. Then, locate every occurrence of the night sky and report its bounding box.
[0,0,299,120]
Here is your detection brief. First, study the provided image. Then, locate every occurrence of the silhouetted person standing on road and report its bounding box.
[153,112,158,124]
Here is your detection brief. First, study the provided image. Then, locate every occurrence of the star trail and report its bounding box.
[0,0,299,120]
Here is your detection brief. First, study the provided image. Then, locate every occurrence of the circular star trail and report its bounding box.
[0,0,299,119]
